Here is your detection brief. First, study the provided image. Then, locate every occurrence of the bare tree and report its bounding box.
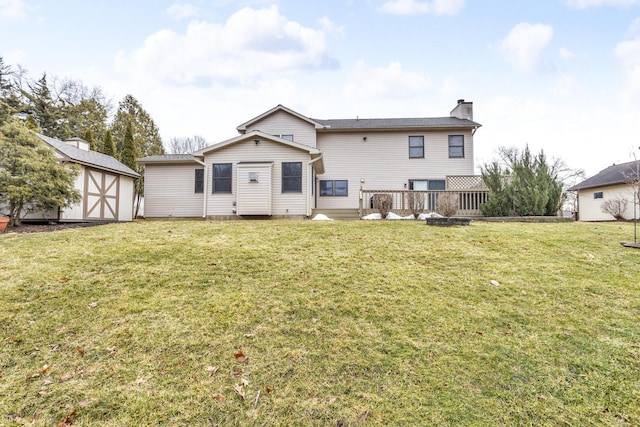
[168,135,208,154]
[601,196,629,220]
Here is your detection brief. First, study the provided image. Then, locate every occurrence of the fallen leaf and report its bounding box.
[536,394,546,401]
[42,379,53,386]
[78,400,90,408]
[244,333,255,338]
[133,377,145,386]
[490,280,500,287]
[234,350,249,363]
[60,277,69,283]
[234,384,246,399]
[76,348,85,356]
[60,373,74,382]
[206,366,219,375]
[41,364,51,374]
[475,331,483,336]
[106,347,117,356]
[87,301,98,308]
[59,409,76,426]
[212,393,225,402]
[265,386,273,393]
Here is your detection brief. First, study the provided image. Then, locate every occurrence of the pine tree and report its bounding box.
[101,130,116,157]
[120,121,137,171]
[82,128,96,151]
[0,119,81,226]
[111,94,164,158]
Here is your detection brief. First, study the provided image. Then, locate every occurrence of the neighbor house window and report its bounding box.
[195,169,204,193]
[594,191,603,199]
[448,135,464,158]
[212,163,232,193]
[409,136,424,158]
[282,162,302,193]
[320,180,348,196]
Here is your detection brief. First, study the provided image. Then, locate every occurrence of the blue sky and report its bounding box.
[2,0,640,176]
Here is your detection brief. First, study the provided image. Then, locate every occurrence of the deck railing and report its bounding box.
[359,189,489,217]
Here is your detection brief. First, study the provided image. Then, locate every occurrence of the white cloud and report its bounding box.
[498,23,553,72]
[166,3,200,20]
[344,60,432,98]
[318,16,345,38]
[630,17,640,33]
[615,35,640,92]
[558,47,576,60]
[565,0,639,8]
[549,74,582,96]
[115,6,336,87]
[0,0,30,20]
[440,76,462,95]
[379,0,464,16]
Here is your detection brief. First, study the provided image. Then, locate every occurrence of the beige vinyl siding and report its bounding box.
[315,130,474,209]
[204,139,311,217]
[244,110,317,148]
[577,184,637,221]
[236,163,273,215]
[144,164,204,218]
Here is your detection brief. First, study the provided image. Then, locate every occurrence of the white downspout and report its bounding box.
[307,154,323,217]
[192,157,207,219]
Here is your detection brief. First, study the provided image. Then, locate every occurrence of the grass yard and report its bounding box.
[1,220,639,426]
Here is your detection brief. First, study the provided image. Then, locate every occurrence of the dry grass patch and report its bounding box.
[1,220,639,425]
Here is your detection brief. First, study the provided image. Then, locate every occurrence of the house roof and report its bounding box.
[137,154,201,164]
[37,134,140,178]
[194,130,322,156]
[568,160,640,191]
[236,105,324,132]
[311,116,481,131]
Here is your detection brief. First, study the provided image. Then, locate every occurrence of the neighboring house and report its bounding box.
[568,160,640,221]
[138,100,481,219]
[27,134,140,222]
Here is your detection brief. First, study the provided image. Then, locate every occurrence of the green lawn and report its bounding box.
[1,220,639,426]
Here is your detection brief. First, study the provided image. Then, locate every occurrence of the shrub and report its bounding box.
[601,196,628,220]
[436,192,459,217]
[372,193,393,218]
[407,191,425,218]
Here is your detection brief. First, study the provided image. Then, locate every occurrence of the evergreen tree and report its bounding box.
[24,73,70,138]
[111,94,164,159]
[101,130,116,157]
[0,119,81,226]
[82,128,96,151]
[481,146,565,217]
[120,121,137,171]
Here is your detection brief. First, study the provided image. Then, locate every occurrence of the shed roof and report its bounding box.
[568,160,640,191]
[37,134,140,178]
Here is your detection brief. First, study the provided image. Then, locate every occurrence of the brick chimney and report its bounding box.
[450,99,473,121]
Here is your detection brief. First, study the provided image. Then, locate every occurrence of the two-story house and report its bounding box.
[138,100,481,219]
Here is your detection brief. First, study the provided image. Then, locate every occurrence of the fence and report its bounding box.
[359,189,489,217]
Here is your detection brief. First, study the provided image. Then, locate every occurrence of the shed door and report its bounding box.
[85,169,120,220]
[236,163,273,215]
